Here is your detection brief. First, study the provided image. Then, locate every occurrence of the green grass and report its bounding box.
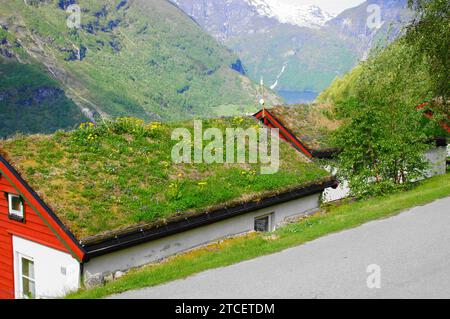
[268,103,340,151]
[212,104,260,117]
[67,172,450,299]
[0,117,328,239]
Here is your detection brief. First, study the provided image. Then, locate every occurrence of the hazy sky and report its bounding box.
[277,0,366,15]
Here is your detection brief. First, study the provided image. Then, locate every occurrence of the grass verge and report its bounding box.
[67,173,450,299]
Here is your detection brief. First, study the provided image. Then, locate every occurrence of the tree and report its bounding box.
[327,1,449,198]
[332,40,435,197]
[406,0,449,105]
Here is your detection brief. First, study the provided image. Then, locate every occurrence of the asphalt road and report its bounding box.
[111,197,450,299]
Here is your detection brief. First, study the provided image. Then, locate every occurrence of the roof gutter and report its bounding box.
[83,178,337,259]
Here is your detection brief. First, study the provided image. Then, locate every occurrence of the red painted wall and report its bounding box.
[0,169,70,299]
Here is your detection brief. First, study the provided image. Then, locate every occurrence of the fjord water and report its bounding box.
[277,90,318,105]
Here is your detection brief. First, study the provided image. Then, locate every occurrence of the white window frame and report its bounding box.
[18,254,36,299]
[8,193,24,220]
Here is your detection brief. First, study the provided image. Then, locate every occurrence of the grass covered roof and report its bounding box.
[268,104,340,152]
[0,117,330,240]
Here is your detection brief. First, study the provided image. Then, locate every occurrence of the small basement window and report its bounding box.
[8,194,24,221]
[254,214,273,232]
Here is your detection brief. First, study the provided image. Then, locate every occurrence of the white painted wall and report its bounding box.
[84,194,320,279]
[424,146,447,178]
[321,165,350,203]
[13,236,80,299]
[321,146,448,203]
[322,180,350,203]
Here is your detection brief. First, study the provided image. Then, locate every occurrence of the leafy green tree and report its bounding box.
[327,1,449,197]
[332,40,441,197]
[405,0,449,127]
[406,0,449,103]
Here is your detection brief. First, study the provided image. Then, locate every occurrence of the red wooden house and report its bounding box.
[0,155,85,298]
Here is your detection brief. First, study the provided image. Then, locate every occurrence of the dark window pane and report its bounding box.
[255,216,269,232]
[9,195,24,219]
[23,277,35,299]
[22,258,34,279]
[11,196,22,212]
[22,259,29,277]
[21,258,35,299]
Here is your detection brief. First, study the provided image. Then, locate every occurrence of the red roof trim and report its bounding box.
[254,109,314,158]
[0,155,86,262]
[256,102,449,158]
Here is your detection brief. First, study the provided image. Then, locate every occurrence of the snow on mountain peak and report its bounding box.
[246,0,335,28]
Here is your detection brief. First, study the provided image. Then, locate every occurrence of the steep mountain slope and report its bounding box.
[170,0,279,43]
[245,1,334,28]
[0,60,88,137]
[171,0,412,96]
[0,27,87,137]
[318,37,448,139]
[0,0,279,134]
[326,0,412,60]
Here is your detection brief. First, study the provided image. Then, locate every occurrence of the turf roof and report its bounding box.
[0,117,330,239]
[267,104,340,152]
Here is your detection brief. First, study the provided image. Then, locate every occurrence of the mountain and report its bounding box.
[0,26,87,137]
[171,0,412,96]
[0,0,280,137]
[326,0,412,59]
[245,1,334,28]
[170,0,278,43]
[0,58,88,138]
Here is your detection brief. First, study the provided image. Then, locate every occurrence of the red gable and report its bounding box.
[0,155,85,299]
[254,109,314,158]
